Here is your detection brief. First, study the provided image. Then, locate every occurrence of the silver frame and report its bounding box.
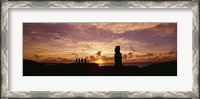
[1,1,199,99]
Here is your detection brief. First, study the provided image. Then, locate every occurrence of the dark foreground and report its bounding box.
[23,60,177,76]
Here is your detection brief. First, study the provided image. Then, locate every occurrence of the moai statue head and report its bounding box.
[115,46,120,53]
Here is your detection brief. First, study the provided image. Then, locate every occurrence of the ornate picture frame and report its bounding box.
[1,1,199,98]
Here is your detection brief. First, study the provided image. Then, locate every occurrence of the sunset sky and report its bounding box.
[23,23,177,65]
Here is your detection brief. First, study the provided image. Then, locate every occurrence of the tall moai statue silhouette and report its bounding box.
[84,59,87,63]
[81,58,83,63]
[78,58,81,63]
[114,46,123,67]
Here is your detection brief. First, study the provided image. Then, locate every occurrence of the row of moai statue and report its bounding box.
[75,58,89,63]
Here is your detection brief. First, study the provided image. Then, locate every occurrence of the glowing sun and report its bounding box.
[96,59,103,64]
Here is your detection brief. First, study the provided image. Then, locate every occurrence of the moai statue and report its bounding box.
[81,58,83,63]
[114,46,123,67]
[84,59,87,63]
[78,58,81,63]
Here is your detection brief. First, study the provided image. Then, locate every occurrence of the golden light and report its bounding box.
[96,59,103,64]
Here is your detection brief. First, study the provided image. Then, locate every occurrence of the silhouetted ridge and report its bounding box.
[141,61,177,75]
[23,59,177,76]
[23,59,37,64]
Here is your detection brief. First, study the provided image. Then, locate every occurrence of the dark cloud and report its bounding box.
[162,56,176,61]
[152,56,159,60]
[122,54,128,59]
[165,48,177,55]
[34,54,41,59]
[101,56,113,61]
[90,55,96,60]
[147,52,154,56]
[162,56,169,59]
[128,52,133,58]
[96,51,102,56]
[57,57,63,60]
[136,52,154,57]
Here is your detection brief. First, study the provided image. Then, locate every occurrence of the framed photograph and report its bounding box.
[1,1,199,98]
[22,22,178,76]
